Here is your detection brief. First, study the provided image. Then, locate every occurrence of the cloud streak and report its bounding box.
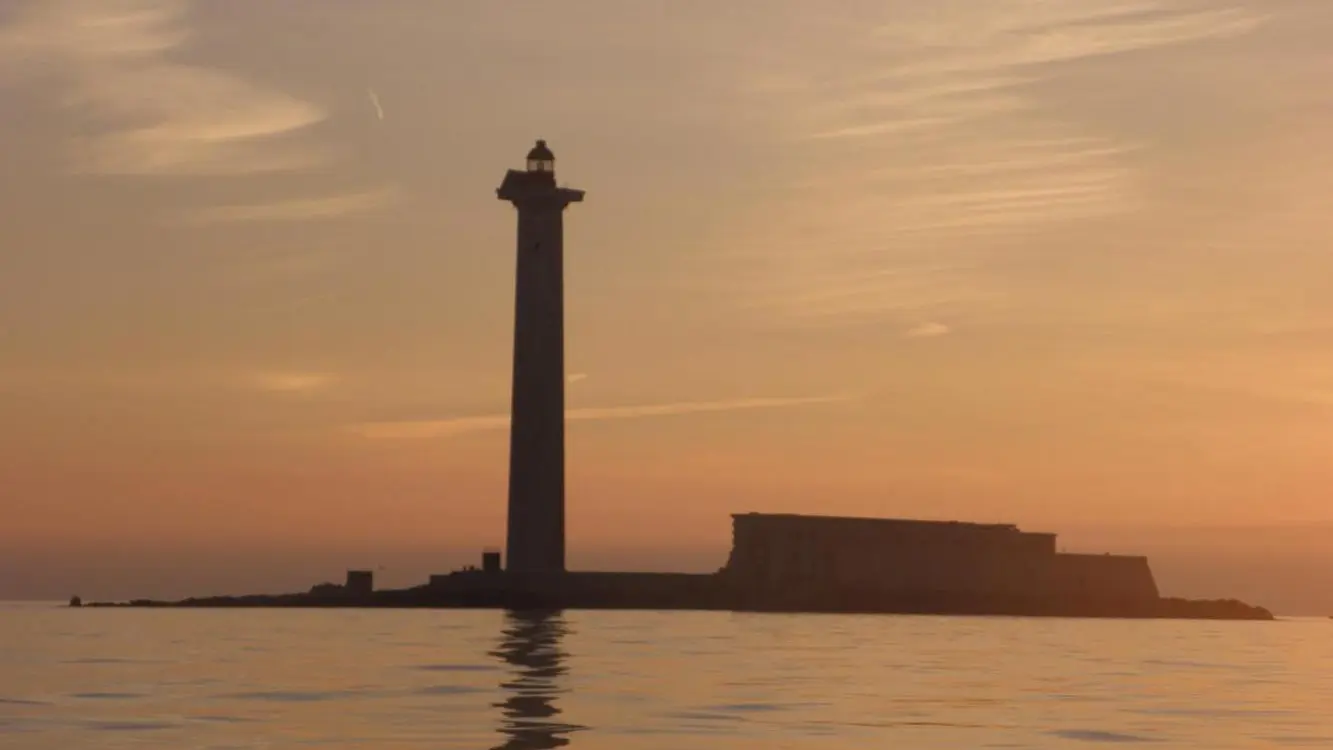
[0,0,396,220]
[248,372,338,394]
[367,88,385,121]
[180,187,401,225]
[709,0,1265,325]
[905,322,950,339]
[0,0,325,176]
[351,394,855,440]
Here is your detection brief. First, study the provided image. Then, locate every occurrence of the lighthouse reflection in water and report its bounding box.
[491,610,585,749]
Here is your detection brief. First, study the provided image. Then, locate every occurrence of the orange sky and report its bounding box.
[2,0,1332,605]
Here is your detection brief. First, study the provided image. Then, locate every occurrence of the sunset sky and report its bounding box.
[2,0,1331,607]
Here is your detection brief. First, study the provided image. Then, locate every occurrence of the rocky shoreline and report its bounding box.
[78,584,1274,621]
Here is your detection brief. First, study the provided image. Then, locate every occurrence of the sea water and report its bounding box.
[1,602,1329,749]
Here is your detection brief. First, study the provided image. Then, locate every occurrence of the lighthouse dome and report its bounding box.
[526,140,555,173]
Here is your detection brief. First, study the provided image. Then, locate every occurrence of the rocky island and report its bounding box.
[85,512,1274,621]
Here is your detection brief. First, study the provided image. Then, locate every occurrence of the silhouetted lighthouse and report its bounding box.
[497,140,584,574]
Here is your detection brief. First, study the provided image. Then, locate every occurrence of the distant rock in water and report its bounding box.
[68,596,82,608]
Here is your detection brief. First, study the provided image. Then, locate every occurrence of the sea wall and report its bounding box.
[544,572,723,608]
[724,513,1059,598]
[429,570,725,610]
[1050,553,1159,602]
[722,513,1161,605]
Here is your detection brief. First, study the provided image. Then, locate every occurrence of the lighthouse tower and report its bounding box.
[496,140,584,574]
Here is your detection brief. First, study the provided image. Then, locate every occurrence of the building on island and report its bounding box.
[721,513,1159,607]
[344,570,374,595]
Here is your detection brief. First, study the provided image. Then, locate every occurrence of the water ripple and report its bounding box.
[1052,729,1158,743]
[411,663,498,673]
[222,690,372,703]
[0,697,49,706]
[416,685,486,696]
[63,657,154,665]
[2,604,1329,749]
[85,720,177,731]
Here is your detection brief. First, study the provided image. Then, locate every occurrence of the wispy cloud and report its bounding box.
[709,0,1265,324]
[1088,355,1333,411]
[0,0,396,219]
[351,394,854,440]
[180,187,401,225]
[367,88,385,121]
[0,0,323,176]
[905,322,951,339]
[247,372,337,394]
[0,365,341,397]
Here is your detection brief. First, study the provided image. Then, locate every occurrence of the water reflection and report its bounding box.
[491,609,586,749]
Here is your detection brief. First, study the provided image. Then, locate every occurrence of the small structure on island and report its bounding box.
[345,570,374,595]
[482,550,502,574]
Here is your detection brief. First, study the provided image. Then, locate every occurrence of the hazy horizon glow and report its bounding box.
[2,0,1332,607]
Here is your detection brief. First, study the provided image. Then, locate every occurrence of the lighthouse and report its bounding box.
[497,140,584,574]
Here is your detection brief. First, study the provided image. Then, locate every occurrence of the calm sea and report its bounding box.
[0,602,1329,749]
